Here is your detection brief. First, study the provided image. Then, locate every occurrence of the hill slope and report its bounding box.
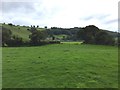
[2,24,31,41]
[1,24,45,41]
[1,23,118,42]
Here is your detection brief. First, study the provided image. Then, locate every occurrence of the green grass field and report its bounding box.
[2,43,118,88]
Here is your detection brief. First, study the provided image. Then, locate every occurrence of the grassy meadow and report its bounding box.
[2,43,118,88]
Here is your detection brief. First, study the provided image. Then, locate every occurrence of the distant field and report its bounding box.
[61,41,82,44]
[2,44,118,88]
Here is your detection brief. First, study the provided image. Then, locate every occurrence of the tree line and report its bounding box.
[77,25,116,45]
[2,25,60,47]
[1,23,120,47]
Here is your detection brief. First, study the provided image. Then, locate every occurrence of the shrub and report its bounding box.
[8,23,13,26]
[7,35,24,47]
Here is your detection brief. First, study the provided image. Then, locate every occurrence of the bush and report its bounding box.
[7,35,24,47]
[49,41,60,44]
[8,23,13,26]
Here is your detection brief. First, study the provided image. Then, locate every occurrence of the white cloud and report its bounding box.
[1,0,119,31]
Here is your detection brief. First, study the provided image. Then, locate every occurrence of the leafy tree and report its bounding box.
[77,25,100,44]
[44,26,47,29]
[37,25,39,28]
[83,25,100,43]
[52,36,55,40]
[95,31,115,45]
[33,25,35,28]
[77,25,115,45]
[2,27,12,46]
[29,30,48,45]
[8,23,13,26]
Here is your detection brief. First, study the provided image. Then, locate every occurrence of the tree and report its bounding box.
[2,27,12,46]
[33,25,35,28]
[77,25,115,45]
[8,23,13,26]
[29,30,48,45]
[95,31,115,45]
[52,36,55,40]
[44,26,47,29]
[77,25,100,44]
[37,25,39,28]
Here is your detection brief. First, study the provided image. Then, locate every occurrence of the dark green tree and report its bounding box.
[95,31,115,45]
[2,27,12,46]
[37,25,39,28]
[77,25,100,44]
[44,26,47,29]
[52,36,55,40]
[8,23,13,26]
[77,25,115,45]
[29,30,48,45]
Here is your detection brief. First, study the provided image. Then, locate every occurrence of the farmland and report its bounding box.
[2,43,118,88]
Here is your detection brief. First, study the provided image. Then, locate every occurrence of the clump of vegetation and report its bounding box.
[8,23,13,26]
[2,27,12,46]
[95,31,115,45]
[7,35,24,47]
[77,25,115,45]
[29,27,48,45]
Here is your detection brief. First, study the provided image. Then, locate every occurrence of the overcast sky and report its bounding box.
[0,0,119,32]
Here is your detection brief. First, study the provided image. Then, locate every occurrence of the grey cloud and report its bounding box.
[104,19,118,24]
[83,16,94,20]
[83,14,110,21]
[1,2,56,21]
[1,2,45,25]
[2,2,35,14]
[12,18,32,25]
[97,14,110,20]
